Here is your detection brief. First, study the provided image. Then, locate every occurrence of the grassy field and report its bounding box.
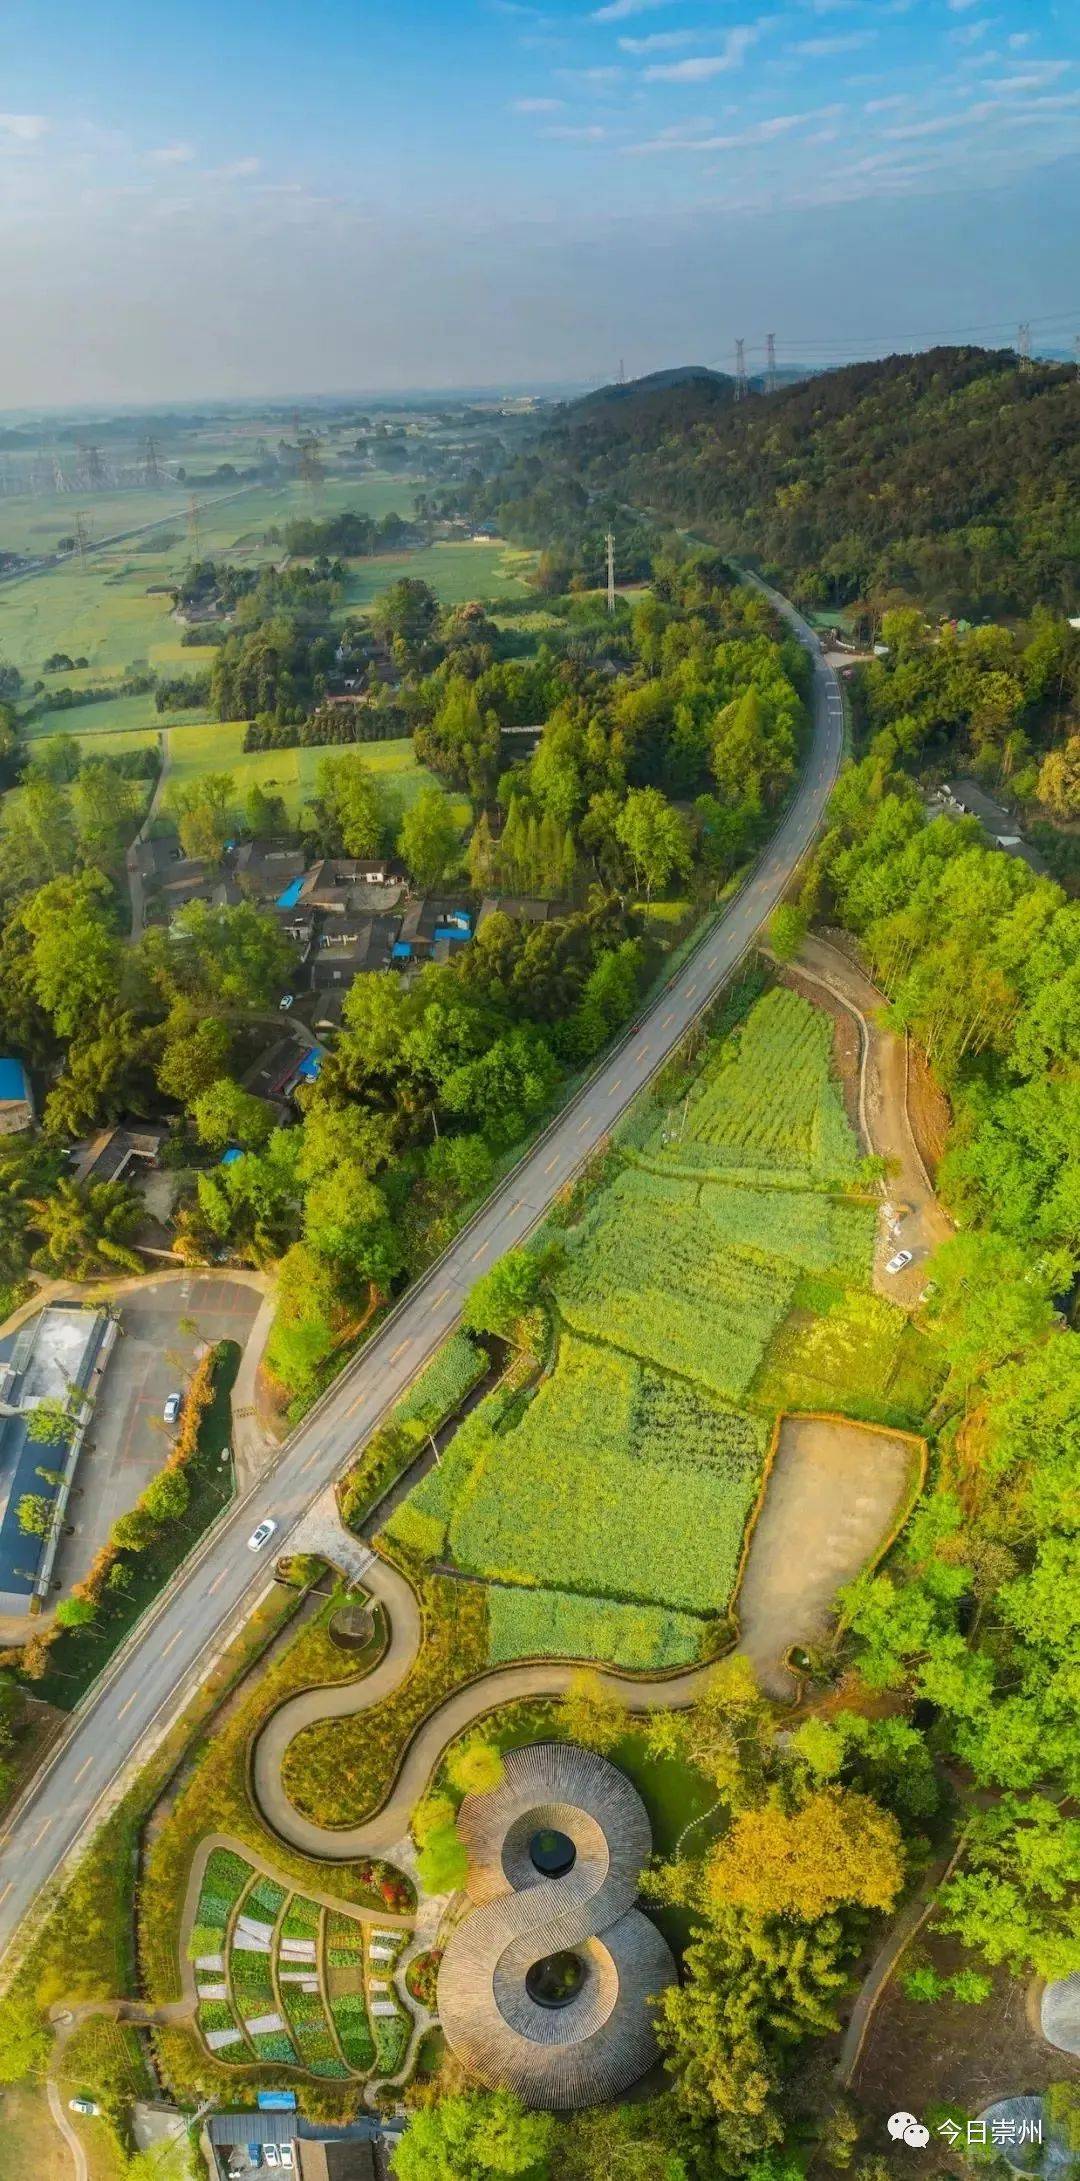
[384,986,917,1671]
[0,481,526,698]
[161,725,470,828]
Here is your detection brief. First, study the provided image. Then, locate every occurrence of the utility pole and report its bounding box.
[1017,322,1032,371]
[142,434,162,488]
[73,512,89,568]
[734,338,749,400]
[617,357,626,385]
[766,332,777,393]
[187,493,201,561]
[605,530,616,615]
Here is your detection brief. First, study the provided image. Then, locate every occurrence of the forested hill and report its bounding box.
[570,365,735,416]
[539,346,1080,617]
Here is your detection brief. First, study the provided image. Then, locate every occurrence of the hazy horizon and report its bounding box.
[1,0,1077,407]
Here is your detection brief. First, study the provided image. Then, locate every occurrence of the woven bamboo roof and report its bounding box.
[438,1742,677,2110]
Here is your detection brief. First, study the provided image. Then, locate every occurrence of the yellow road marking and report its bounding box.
[30,1817,53,1846]
[207,1567,228,1596]
[0,1882,13,1908]
[161,1628,184,1658]
[117,1692,138,1721]
[543,1155,559,1175]
[73,1755,93,1785]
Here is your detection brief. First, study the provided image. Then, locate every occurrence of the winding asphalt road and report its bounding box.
[0,580,844,1967]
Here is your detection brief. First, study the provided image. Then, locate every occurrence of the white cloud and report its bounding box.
[510,95,566,110]
[793,31,874,54]
[618,29,696,52]
[214,157,261,180]
[865,93,909,111]
[542,123,607,137]
[627,102,842,151]
[883,100,995,137]
[0,113,49,142]
[558,64,623,83]
[951,18,991,43]
[947,0,981,11]
[148,141,196,164]
[644,25,758,80]
[591,0,676,20]
[1008,31,1031,48]
[983,61,1069,92]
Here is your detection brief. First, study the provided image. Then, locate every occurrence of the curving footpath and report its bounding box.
[253,1547,725,1863]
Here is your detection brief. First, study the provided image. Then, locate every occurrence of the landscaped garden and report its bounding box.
[187,1847,407,2082]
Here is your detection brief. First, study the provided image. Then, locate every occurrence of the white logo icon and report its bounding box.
[888,2114,929,2147]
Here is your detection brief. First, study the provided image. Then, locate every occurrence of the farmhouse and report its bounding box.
[476,895,562,932]
[0,1057,34,1135]
[392,897,471,964]
[939,779,1048,875]
[296,858,407,913]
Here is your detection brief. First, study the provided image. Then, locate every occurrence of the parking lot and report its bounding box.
[53,1275,262,1597]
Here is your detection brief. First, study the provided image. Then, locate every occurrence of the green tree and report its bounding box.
[398,788,460,888]
[191,1078,275,1155]
[71,759,138,864]
[54,1595,96,1630]
[560,1669,628,1754]
[447,1738,505,1798]
[462,1250,541,1339]
[17,871,122,1038]
[768,904,807,962]
[30,1177,142,1278]
[615,787,692,899]
[171,772,235,864]
[315,752,387,857]
[392,2090,553,2181]
[157,1011,233,1108]
[17,1493,53,1538]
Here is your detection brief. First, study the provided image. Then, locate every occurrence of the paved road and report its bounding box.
[0,581,844,1964]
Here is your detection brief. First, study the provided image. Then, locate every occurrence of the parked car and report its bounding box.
[279,993,294,1011]
[885,1249,914,1275]
[69,2096,99,2117]
[280,2150,295,2172]
[247,1518,278,1553]
[163,1392,182,1425]
[264,2148,281,2170]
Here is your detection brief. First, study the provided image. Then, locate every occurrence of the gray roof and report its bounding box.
[438,1741,676,2111]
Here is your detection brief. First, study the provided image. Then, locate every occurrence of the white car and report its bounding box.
[885,1249,914,1276]
[163,1392,182,1425]
[247,1518,278,1553]
[279,993,294,1011]
[69,2096,99,2117]
[280,2150,295,2172]
[264,2149,281,2170]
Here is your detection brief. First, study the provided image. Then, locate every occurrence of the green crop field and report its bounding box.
[161,725,469,828]
[387,986,915,1670]
[342,540,536,607]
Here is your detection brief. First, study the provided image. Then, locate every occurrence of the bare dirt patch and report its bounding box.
[852,1931,1080,2124]
[736,1414,919,1700]
[907,1043,952,1180]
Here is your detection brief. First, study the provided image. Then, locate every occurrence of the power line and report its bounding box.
[766,332,777,393]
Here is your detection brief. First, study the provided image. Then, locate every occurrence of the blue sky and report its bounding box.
[0,0,1077,403]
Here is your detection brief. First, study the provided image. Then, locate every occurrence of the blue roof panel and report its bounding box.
[0,1058,29,1102]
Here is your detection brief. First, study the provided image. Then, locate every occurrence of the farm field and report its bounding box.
[161,725,469,829]
[0,481,518,698]
[384,985,909,1672]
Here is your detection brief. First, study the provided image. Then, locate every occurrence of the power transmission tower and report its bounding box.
[766,332,777,393]
[1017,322,1032,370]
[1074,335,1080,380]
[298,432,324,496]
[52,456,71,495]
[142,435,162,488]
[73,513,89,567]
[605,530,616,615]
[734,338,749,400]
[82,444,106,489]
[617,357,626,385]
[187,493,201,561]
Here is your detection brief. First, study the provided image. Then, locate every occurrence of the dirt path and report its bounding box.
[792,936,953,1305]
[46,2079,87,2181]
